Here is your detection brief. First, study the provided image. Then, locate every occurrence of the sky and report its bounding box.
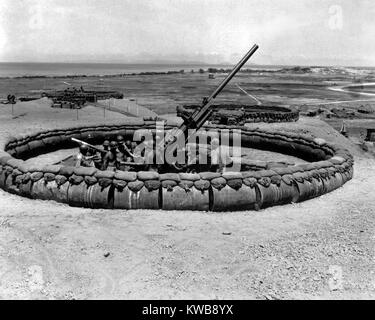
[0,0,374,66]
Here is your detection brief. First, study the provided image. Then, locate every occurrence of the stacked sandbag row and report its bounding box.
[5,120,333,163]
[183,104,299,124]
[0,155,353,211]
[243,109,299,123]
[4,118,156,159]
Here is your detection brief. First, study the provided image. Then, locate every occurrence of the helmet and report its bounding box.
[116,135,124,143]
[125,140,132,146]
[87,134,93,140]
[103,140,110,147]
[110,141,118,149]
[79,144,89,153]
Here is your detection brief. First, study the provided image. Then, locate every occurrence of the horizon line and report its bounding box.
[0,61,374,69]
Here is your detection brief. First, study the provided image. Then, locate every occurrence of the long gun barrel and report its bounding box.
[161,44,259,152]
[71,137,107,154]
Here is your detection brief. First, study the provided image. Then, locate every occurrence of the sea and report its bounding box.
[0,62,280,78]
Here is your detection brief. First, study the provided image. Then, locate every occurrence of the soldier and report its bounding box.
[125,140,132,154]
[101,141,118,171]
[75,145,96,168]
[117,135,134,161]
[102,140,110,152]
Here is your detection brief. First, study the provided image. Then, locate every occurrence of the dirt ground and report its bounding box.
[1,73,375,300]
[0,155,374,300]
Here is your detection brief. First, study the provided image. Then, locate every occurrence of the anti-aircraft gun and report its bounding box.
[159,44,259,165]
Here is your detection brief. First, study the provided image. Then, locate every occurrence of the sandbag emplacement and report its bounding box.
[211,185,257,211]
[67,183,88,207]
[85,184,114,209]
[322,173,344,194]
[114,187,159,209]
[162,186,209,211]
[31,179,68,202]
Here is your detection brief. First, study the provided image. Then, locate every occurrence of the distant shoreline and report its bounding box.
[0,65,374,80]
[0,67,279,80]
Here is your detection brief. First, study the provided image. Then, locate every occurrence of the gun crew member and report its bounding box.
[101,141,118,171]
[75,145,96,168]
[116,135,135,161]
[102,140,110,152]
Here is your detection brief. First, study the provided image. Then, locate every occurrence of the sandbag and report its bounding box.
[27,140,46,154]
[67,182,88,207]
[14,144,30,158]
[44,172,56,182]
[69,174,84,185]
[312,175,325,196]
[199,172,221,181]
[95,170,115,179]
[256,183,282,209]
[42,135,62,147]
[179,172,200,181]
[114,171,137,182]
[128,180,145,192]
[159,173,180,182]
[30,179,67,202]
[144,179,161,191]
[161,180,178,190]
[114,186,159,209]
[226,178,243,190]
[278,180,299,204]
[243,177,257,188]
[162,186,209,211]
[59,166,74,176]
[179,180,194,190]
[30,172,44,182]
[294,179,316,202]
[74,167,97,176]
[19,179,33,198]
[322,172,344,193]
[55,175,68,186]
[194,179,210,191]
[211,185,257,211]
[211,177,227,190]
[5,174,18,194]
[84,175,98,186]
[85,184,114,209]
[137,171,159,181]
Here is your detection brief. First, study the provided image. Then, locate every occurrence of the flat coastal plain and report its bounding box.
[0,67,375,299]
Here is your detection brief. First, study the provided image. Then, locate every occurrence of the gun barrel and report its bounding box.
[208,44,259,101]
[159,44,259,154]
[71,137,107,154]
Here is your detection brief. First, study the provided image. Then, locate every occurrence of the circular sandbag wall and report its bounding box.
[178,104,299,124]
[0,119,353,211]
